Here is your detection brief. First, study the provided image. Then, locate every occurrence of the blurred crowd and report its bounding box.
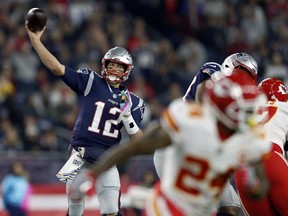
[1,0,288,154]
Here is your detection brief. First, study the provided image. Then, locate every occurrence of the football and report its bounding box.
[25,8,47,32]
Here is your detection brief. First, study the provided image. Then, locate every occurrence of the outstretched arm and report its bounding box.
[89,122,171,177]
[25,22,65,76]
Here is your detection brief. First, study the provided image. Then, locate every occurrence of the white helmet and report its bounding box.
[101,47,133,83]
[222,52,258,79]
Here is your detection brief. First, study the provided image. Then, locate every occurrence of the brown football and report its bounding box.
[26,8,47,32]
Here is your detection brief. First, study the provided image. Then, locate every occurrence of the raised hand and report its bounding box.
[25,20,46,41]
[120,90,132,118]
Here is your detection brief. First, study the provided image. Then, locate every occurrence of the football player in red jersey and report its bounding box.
[71,70,271,216]
[174,52,258,216]
[235,77,288,216]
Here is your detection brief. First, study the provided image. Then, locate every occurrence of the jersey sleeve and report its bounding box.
[183,72,210,101]
[160,98,197,144]
[183,62,222,101]
[130,92,145,128]
[61,66,97,93]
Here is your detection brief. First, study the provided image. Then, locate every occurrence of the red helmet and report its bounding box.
[257,78,288,102]
[204,68,265,131]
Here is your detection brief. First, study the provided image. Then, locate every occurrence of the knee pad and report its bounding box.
[66,182,85,200]
[96,166,121,214]
[97,166,120,195]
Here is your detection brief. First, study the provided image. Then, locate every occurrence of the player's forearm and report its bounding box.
[89,142,139,177]
[129,129,143,139]
[89,123,170,178]
[30,37,65,76]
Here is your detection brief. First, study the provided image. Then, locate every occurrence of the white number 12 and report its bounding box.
[88,101,121,138]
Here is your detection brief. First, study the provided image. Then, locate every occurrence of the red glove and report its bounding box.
[235,165,261,197]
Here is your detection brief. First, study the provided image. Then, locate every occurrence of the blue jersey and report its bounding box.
[61,67,145,162]
[2,174,29,208]
[183,62,222,101]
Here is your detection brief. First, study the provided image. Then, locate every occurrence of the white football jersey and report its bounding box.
[149,99,271,216]
[258,101,288,152]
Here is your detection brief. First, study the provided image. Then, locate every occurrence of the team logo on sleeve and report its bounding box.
[201,62,222,76]
[77,69,89,74]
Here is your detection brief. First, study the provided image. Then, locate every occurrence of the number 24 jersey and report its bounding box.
[154,99,271,216]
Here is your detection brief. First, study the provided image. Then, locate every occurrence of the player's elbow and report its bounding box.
[50,64,65,76]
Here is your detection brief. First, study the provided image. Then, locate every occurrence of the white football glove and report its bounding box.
[120,90,132,118]
[56,149,85,183]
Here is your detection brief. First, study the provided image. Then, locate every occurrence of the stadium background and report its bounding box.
[1,0,288,215]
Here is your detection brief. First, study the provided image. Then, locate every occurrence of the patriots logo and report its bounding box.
[77,68,89,74]
[202,63,221,76]
[108,99,118,105]
[236,53,249,61]
[202,68,213,75]
[236,53,245,58]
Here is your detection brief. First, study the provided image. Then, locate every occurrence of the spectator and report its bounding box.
[240,0,267,47]
[39,127,59,151]
[0,118,24,155]
[176,36,208,76]
[264,51,288,84]
[10,30,40,94]
[1,162,31,216]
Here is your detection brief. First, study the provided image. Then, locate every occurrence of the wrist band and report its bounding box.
[122,114,139,135]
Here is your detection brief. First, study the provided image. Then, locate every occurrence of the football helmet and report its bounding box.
[222,52,258,79]
[101,47,133,83]
[204,68,265,131]
[257,78,288,102]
